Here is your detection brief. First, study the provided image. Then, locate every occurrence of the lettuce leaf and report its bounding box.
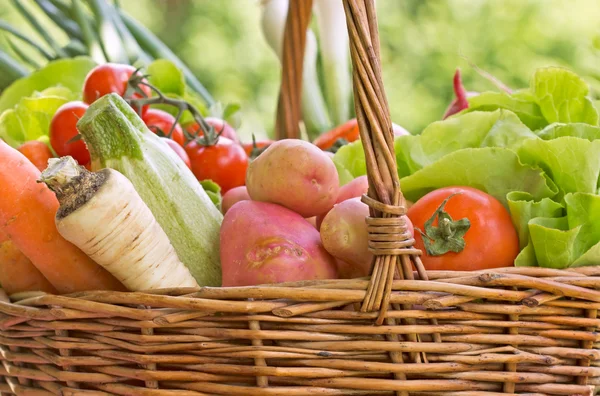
[398,147,557,206]
[398,110,538,174]
[0,90,72,147]
[531,67,599,126]
[0,57,96,113]
[537,123,600,141]
[462,91,547,131]
[517,137,600,197]
[509,192,600,268]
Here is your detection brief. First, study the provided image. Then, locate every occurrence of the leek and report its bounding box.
[313,0,352,125]
[260,0,332,139]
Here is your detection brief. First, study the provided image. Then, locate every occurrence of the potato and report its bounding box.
[222,186,251,214]
[246,139,339,217]
[320,198,414,278]
[316,175,369,230]
[220,200,338,286]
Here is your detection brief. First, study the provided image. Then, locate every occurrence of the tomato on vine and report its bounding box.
[82,63,152,116]
[184,136,248,194]
[49,101,90,166]
[183,117,239,143]
[17,141,54,171]
[407,186,519,271]
[142,109,185,146]
[241,137,274,159]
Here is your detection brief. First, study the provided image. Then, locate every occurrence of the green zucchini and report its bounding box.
[77,93,222,286]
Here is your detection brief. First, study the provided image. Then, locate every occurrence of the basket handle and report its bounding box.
[275,0,429,323]
[274,0,314,140]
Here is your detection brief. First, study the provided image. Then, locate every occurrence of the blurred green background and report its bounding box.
[3,0,600,141]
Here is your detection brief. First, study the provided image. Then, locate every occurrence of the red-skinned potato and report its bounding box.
[246,139,339,218]
[316,175,369,230]
[220,201,338,286]
[222,186,251,214]
[320,198,414,278]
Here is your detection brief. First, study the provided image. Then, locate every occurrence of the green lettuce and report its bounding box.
[537,123,600,141]
[462,91,547,131]
[531,67,599,126]
[0,89,72,147]
[398,147,557,206]
[517,137,600,197]
[509,193,600,268]
[0,57,96,113]
[332,66,600,269]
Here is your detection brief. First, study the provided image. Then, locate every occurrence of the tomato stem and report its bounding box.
[125,73,219,146]
[415,193,471,256]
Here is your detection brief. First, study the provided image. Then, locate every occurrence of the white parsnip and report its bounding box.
[39,157,198,291]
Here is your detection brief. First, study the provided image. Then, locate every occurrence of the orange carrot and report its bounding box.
[0,140,126,293]
[0,230,58,295]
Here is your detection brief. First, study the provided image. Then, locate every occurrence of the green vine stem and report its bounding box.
[125,71,220,146]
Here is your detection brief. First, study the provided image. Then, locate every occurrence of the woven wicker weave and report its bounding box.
[1,1,600,395]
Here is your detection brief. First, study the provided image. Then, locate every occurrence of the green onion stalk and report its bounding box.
[313,0,352,126]
[260,0,332,140]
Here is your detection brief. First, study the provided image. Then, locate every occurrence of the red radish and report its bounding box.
[443,69,473,119]
[220,201,338,286]
[222,186,251,214]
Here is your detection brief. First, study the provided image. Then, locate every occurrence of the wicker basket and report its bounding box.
[2,1,600,395]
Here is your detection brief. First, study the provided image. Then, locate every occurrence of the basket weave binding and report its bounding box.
[1,0,600,395]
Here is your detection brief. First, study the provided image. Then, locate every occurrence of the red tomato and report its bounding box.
[183,117,239,143]
[82,63,152,115]
[160,137,191,169]
[142,109,185,146]
[184,137,248,193]
[241,139,274,158]
[17,141,54,171]
[49,101,90,165]
[313,119,359,151]
[407,186,519,271]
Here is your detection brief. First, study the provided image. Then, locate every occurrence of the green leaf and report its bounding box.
[564,193,600,263]
[199,179,222,211]
[396,110,539,177]
[507,191,564,250]
[147,59,186,96]
[332,140,366,186]
[513,193,600,268]
[462,91,547,131]
[531,67,599,125]
[0,57,96,113]
[537,122,600,141]
[0,94,70,147]
[398,147,557,207]
[517,137,600,196]
[526,216,581,268]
